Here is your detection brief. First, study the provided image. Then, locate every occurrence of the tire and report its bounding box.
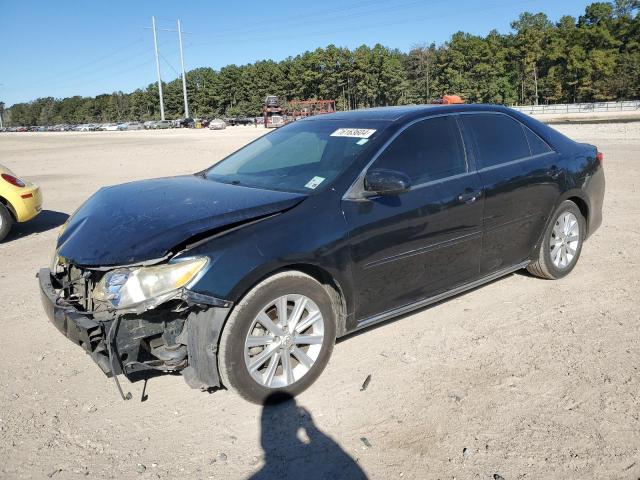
[0,203,14,242]
[527,200,586,279]
[218,271,336,404]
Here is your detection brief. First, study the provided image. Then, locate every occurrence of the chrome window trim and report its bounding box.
[342,109,558,201]
[476,150,556,174]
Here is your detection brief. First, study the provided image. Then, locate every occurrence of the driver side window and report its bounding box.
[374,115,467,185]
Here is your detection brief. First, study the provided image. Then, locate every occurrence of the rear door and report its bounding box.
[460,112,560,274]
[342,115,484,321]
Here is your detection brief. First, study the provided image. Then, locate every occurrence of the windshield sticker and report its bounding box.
[330,128,376,139]
[305,176,325,190]
[356,138,369,145]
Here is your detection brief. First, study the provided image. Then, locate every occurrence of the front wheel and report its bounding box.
[527,200,586,279]
[218,271,336,404]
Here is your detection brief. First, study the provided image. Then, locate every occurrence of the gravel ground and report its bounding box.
[0,123,638,480]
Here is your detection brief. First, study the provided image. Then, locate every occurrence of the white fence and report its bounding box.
[510,100,640,115]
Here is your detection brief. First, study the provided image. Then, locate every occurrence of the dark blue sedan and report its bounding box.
[39,104,605,403]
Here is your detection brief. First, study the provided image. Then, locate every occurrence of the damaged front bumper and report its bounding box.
[38,268,232,397]
[39,268,114,375]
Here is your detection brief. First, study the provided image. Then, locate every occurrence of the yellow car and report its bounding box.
[0,164,43,241]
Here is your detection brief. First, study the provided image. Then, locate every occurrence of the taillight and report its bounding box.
[596,151,603,165]
[1,173,26,188]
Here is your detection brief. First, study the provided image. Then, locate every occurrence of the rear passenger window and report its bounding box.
[524,127,553,156]
[374,116,466,184]
[464,114,530,169]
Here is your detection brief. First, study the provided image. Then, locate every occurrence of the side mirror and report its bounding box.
[364,169,411,196]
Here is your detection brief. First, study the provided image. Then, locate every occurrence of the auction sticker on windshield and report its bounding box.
[330,128,376,138]
[304,176,325,190]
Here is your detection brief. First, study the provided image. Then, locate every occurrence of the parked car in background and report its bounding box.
[0,163,43,241]
[178,117,195,128]
[154,120,173,129]
[118,122,144,131]
[209,118,227,130]
[39,105,604,404]
[143,121,157,130]
[226,117,255,126]
[102,123,120,131]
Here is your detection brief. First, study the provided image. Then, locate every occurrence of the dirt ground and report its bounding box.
[0,123,638,480]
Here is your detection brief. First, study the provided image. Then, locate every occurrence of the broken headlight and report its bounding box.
[50,251,61,273]
[50,222,68,274]
[93,257,208,310]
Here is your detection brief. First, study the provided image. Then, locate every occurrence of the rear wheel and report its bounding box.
[218,271,336,404]
[0,203,14,242]
[527,200,585,279]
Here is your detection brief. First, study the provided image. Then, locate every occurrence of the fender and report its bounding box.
[225,258,354,337]
[530,187,591,259]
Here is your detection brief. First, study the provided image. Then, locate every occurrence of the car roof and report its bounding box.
[304,104,512,124]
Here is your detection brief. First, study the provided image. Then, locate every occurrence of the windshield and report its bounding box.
[205,120,378,193]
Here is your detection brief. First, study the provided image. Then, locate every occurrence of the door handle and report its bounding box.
[458,190,481,204]
[547,165,563,179]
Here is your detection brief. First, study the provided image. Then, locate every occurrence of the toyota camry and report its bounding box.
[39,105,605,403]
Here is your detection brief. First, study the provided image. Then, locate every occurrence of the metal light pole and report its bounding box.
[177,19,190,119]
[151,16,165,120]
[0,84,4,129]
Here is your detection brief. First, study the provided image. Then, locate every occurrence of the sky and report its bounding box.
[0,0,596,107]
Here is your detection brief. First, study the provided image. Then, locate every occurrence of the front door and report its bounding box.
[342,115,484,321]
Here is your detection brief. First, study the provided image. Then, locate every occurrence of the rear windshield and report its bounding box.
[205,121,378,193]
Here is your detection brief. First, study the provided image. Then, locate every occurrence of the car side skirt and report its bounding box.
[354,260,531,331]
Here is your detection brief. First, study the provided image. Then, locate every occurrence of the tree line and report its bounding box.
[3,1,639,126]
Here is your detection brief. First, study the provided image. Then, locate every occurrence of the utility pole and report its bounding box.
[0,84,4,129]
[177,19,190,119]
[151,16,165,120]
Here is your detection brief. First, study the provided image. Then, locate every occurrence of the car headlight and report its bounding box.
[93,257,208,311]
[50,222,69,273]
[50,251,62,273]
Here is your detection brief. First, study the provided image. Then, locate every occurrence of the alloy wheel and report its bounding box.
[550,211,580,269]
[244,294,325,388]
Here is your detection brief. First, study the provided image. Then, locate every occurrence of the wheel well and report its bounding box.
[235,264,348,336]
[567,196,589,231]
[282,264,348,336]
[0,196,16,221]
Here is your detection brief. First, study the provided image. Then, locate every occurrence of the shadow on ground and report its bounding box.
[249,392,368,479]
[4,210,69,242]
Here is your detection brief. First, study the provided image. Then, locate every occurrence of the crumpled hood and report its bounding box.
[57,175,306,266]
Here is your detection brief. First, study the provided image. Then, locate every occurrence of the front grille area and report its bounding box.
[56,263,101,313]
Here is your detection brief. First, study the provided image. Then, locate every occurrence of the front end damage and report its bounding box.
[38,260,231,399]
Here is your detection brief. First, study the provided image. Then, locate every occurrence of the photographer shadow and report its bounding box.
[249,392,368,480]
